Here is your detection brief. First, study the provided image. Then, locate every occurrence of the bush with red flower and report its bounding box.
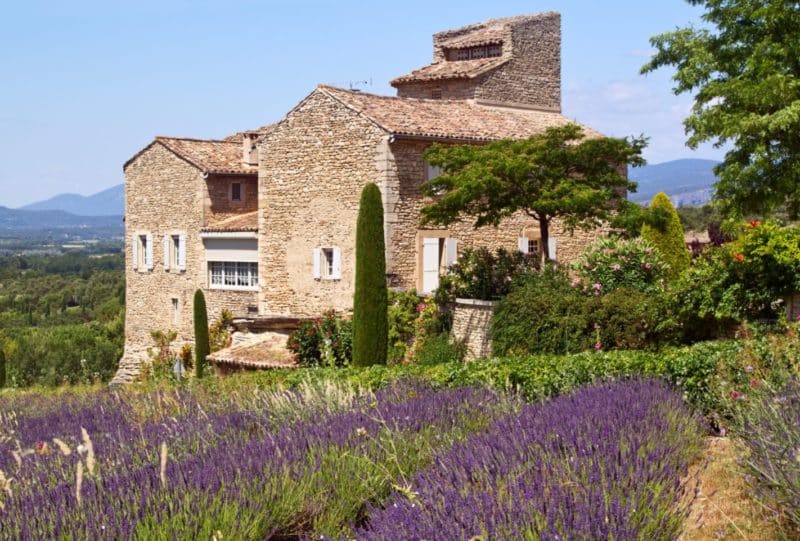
[287,310,352,367]
[434,247,538,302]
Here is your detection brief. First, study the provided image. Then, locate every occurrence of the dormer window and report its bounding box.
[446,44,502,61]
[231,181,242,202]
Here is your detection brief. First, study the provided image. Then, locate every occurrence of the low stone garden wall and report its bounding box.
[451,298,497,361]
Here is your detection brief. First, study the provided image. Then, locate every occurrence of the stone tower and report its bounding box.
[391,12,561,111]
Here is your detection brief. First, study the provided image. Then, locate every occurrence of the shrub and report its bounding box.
[435,247,538,302]
[413,333,466,366]
[593,287,673,350]
[641,192,691,279]
[571,236,668,295]
[209,309,233,353]
[735,378,800,534]
[492,266,592,355]
[193,289,210,379]
[387,289,420,363]
[287,310,352,367]
[352,183,388,366]
[144,329,179,381]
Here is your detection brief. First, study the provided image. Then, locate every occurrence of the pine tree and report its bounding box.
[641,192,691,280]
[193,289,210,378]
[352,183,388,366]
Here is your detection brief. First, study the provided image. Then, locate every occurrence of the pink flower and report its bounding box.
[731,390,740,400]
[744,365,754,373]
[644,263,652,270]
[594,341,602,351]
[612,264,621,271]
[571,278,581,288]
[593,283,602,291]
[750,378,759,388]
[416,303,427,313]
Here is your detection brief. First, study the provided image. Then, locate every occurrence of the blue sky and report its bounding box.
[0,0,717,208]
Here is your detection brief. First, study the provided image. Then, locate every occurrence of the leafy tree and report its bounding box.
[642,1,800,217]
[193,289,210,378]
[421,124,646,262]
[352,183,388,366]
[641,193,691,279]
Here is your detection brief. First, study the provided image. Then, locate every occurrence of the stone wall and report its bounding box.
[451,299,496,360]
[395,80,479,101]
[258,90,387,316]
[117,143,260,383]
[476,13,561,111]
[204,175,257,225]
[384,139,607,291]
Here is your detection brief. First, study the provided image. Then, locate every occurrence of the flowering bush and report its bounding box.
[286,309,352,367]
[435,247,538,302]
[571,236,668,295]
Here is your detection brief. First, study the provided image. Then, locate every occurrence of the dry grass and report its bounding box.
[680,437,783,541]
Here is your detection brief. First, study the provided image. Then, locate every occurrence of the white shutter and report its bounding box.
[445,237,458,267]
[132,234,139,270]
[145,234,154,270]
[518,236,529,253]
[332,246,342,279]
[163,235,171,271]
[547,237,557,260]
[178,234,187,271]
[313,248,321,279]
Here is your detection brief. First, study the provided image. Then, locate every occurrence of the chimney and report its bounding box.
[242,132,259,166]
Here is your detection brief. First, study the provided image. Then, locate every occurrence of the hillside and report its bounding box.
[629,159,720,206]
[20,184,124,216]
[0,206,121,229]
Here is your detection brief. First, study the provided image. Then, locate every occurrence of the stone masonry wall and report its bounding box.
[395,80,479,101]
[476,13,561,110]
[258,90,388,316]
[204,175,257,226]
[118,144,258,383]
[451,300,496,361]
[384,139,608,291]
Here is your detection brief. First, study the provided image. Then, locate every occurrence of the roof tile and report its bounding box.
[154,137,257,175]
[319,86,601,142]
[202,210,258,232]
[391,57,508,85]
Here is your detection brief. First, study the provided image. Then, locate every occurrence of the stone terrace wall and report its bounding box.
[204,175,257,226]
[258,90,388,316]
[451,299,497,360]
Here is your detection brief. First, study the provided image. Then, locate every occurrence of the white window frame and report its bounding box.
[163,233,187,272]
[313,246,342,281]
[208,261,258,291]
[133,232,153,272]
[416,231,457,295]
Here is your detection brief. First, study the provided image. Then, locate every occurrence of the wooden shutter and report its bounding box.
[178,234,187,271]
[518,236,529,253]
[132,234,139,270]
[547,238,557,261]
[145,234,154,270]
[163,235,171,271]
[332,247,342,279]
[313,248,321,280]
[445,237,458,267]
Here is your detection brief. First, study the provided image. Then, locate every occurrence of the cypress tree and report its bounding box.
[641,192,691,279]
[193,289,210,378]
[352,183,388,366]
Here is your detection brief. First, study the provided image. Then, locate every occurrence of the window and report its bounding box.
[425,162,446,196]
[208,261,258,290]
[431,87,442,100]
[132,232,153,271]
[313,246,341,280]
[527,239,541,256]
[418,233,457,294]
[446,44,503,61]
[171,298,179,324]
[162,233,186,272]
[230,181,243,203]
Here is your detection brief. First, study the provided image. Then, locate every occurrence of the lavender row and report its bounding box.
[358,379,703,541]
[0,383,502,540]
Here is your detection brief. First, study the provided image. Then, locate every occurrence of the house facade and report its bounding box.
[114,12,610,382]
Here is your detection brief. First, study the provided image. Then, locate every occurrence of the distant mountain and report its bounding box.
[0,206,122,230]
[20,184,124,216]
[629,159,720,207]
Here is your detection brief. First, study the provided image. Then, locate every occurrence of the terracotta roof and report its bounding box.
[440,24,505,49]
[202,211,258,233]
[153,137,257,175]
[391,57,509,85]
[223,124,276,142]
[318,86,601,142]
[208,332,296,369]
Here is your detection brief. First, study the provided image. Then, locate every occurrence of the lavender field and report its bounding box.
[0,378,702,540]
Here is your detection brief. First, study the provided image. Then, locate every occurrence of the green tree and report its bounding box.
[421,124,646,262]
[193,289,210,378]
[352,183,388,366]
[641,193,691,279]
[642,1,800,218]
[0,337,5,388]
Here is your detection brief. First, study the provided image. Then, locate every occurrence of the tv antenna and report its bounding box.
[348,78,373,91]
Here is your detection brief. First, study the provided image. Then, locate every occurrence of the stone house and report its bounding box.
[114,12,610,381]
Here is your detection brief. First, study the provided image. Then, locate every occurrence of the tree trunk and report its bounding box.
[539,218,550,266]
